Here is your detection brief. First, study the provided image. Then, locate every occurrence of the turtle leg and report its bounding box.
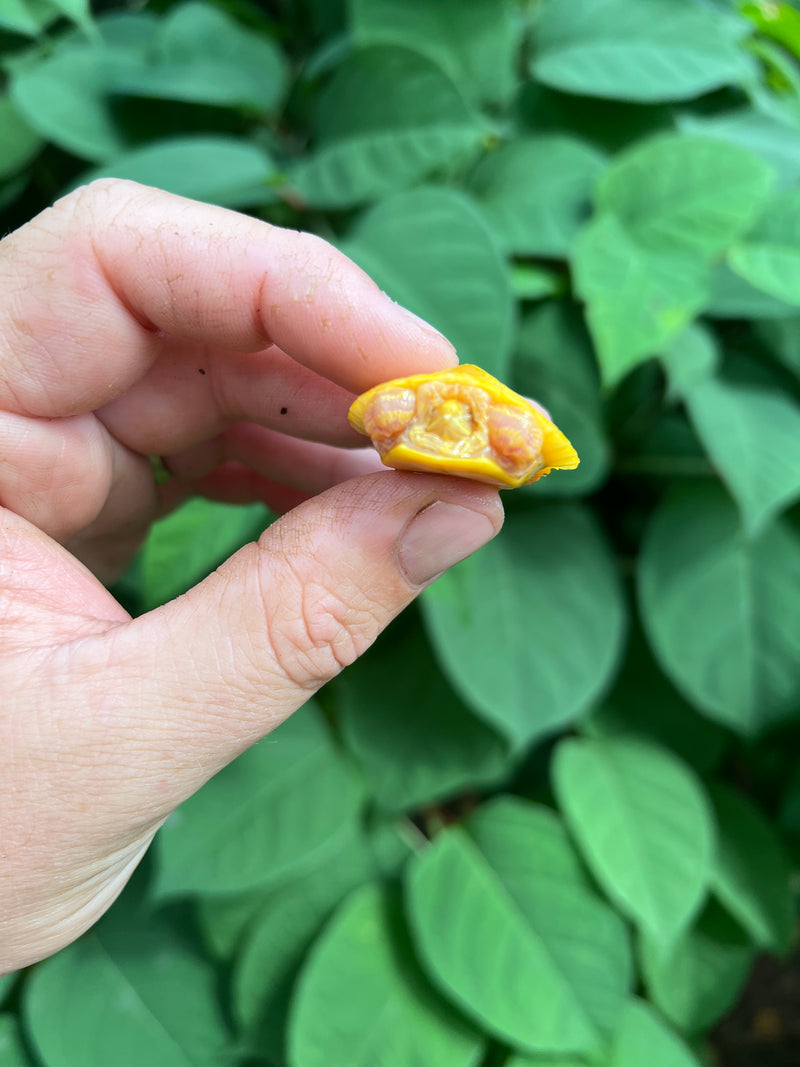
[361,388,416,453]
[488,405,544,477]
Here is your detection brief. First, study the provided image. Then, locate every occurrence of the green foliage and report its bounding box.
[710,783,795,953]
[140,497,269,611]
[553,736,715,952]
[530,0,750,103]
[154,703,363,899]
[466,135,605,257]
[607,999,702,1067]
[289,884,484,1067]
[343,186,515,378]
[350,0,519,107]
[338,625,509,812]
[0,1016,31,1067]
[25,912,231,1067]
[639,904,755,1034]
[288,47,486,208]
[3,0,800,1064]
[406,798,632,1056]
[639,485,800,733]
[78,136,277,207]
[422,504,625,749]
[729,188,800,303]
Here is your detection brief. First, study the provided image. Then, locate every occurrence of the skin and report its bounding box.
[0,179,503,973]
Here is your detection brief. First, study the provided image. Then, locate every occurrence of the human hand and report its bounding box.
[0,180,503,972]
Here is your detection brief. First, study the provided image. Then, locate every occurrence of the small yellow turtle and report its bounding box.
[348,364,579,488]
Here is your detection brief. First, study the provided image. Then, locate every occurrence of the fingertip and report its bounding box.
[377,295,459,369]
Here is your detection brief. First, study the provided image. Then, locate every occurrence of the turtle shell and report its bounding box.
[348,364,579,488]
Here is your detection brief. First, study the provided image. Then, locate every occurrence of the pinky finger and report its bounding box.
[163,422,387,496]
[186,461,311,514]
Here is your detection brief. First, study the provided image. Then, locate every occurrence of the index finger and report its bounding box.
[0,179,457,418]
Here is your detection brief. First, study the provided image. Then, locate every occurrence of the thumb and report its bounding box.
[97,471,502,815]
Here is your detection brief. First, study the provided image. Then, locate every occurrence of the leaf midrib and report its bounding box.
[94,937,215,1067]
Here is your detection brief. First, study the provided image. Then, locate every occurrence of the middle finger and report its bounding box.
[97,340,365,456]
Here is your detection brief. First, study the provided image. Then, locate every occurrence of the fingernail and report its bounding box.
[398,501,497,586]
[388,297,457,354]
[524,395,552,421]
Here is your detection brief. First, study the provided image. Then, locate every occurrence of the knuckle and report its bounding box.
[53,177,145,224]
[258,552,381,690]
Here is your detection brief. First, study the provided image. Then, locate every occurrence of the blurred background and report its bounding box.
[2,1,800,1065]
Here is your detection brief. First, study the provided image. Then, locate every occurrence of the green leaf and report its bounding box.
[534,392,610,499]
[49,0,93,33]
[0,1017,31,1067]
[153,703,362,899]
[338,624,508,812]
[683,375,800,535]
[0,0,58,36]
[344,187,514,378]
[553,736,715,951]
[586,623,728,777]
[0,1,38,35]
[613,400,709,478]
[289,884,484,1067]
[0,978,13,1008]
[531,0,749,103]
[289,47,484,209]
[197,816,410,966]
[514,302,611,496]
[421,503,626,750]
[640,905,754,1034]
[610,999,702,1067]
[510,265,564,302]
[729,190,800,305]
[660,322,719,397]
[519,83,675,155]
[24,916,230,1067]
[197,886,271,962]
[597,134,773,257]
[704,262,798,319]
[741,0,800,55]
[233,819,377,1064]
[678,107,800,188]
[467,136,604,257]
[711,784,794,953]
[756,316,800,377]
[0,175,28,213]
[406,797,632,1055]
[368,817,420,878]
[638,484,800,734]
[95,9,158,49]
[115,1,287,113]
[350,0,519,105]
[10,45,138,161]
[77,137,276,208]
[573,214,710,386]
[505,1058,586,1067]
[515,302,602,412]
[0,95,41,179]
[196,819,372,964]
[140,498,268,611]
[747,31,800,114]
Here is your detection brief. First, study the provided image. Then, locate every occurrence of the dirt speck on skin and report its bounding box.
[711,953,800,1066]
